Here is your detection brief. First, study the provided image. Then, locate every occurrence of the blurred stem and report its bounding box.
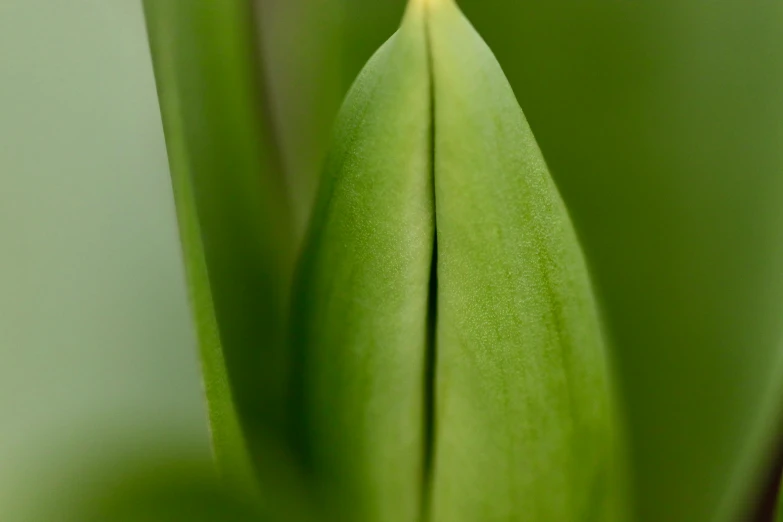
[254,0,408,239]
[142,0,293,496]
[253,0,345,237]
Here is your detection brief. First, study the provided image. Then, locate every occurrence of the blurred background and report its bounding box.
[0,0,212,519]
[2,1,783,521]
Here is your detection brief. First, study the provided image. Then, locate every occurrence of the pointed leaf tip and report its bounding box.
[407,0,452,15]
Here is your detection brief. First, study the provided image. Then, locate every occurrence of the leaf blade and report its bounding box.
[289,5,433,521]
[142,0,293,489]
[426,2,628,520]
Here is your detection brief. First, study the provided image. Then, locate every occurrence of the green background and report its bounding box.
[2,1,783,521]
[0,1,209,517]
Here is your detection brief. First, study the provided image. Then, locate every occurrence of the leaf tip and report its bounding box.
[406,0,453,16]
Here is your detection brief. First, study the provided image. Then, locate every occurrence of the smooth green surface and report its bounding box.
[453,2,783,520]
[291,1,624,520]
[5,1,783,521]
[256,0,406,235]
[15,445,318,522]
[0,0,208,515]
[284,0,783,519]
[74,468,259,522]
[143,0,293,488]
[427,2,625,520]
[255,0,342,235]
[20,453,259,522]
[289,5,432,521]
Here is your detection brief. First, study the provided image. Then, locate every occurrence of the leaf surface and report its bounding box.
[426,1,626,520]
[26,453,315,522]
[142,0,293,490]
[292,0,627,520]
[289,4,433,522]
[452,2,783,520]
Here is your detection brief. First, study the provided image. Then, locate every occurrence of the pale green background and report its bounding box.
[0,0,208,515]
[2,1,783,521]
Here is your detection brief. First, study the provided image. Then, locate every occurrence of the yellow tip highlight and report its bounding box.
[409,0,451,12]
[403,0,454,27]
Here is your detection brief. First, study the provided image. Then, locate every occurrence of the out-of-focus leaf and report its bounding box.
[21,452,316,522]
[777,477,783,522]
[142,0,293,490]
[71,459,261,522]
[254,0,343,234]
[288,4,433,521]
[426,1,626,520]
[255,0,406,235]
[454,1,783,521]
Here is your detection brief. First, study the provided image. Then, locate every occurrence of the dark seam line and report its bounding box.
[421,7,438,522]
[751,433,783,522]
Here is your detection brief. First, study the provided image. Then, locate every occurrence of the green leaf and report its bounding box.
[452,2,783,520]
[289,3,433,521]
[256,0,407,236]
[22,452,315,522]
[291,0,626,520]
[426,1,626,520]
[142,0,293,490]
[68,459,261,522]
[254,0,344,235]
